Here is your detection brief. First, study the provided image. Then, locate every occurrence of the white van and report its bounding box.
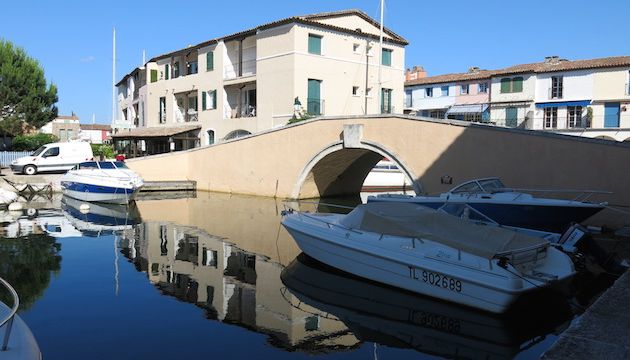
[10,142,94,175]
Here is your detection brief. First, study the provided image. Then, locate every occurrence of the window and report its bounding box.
[460,84,469,95]
[441,86,449,96]
[202,90,217,110]
[551,76,563,99]
[187,61,198,75]
[478,82,488,93]
[405,90,412,107]
[173,62,180,78]
[567,106,583,128]
[381,48,392,66]
[381,88,392,114]
[43,147,59,157]
[500,77,523,93]
[366,87,373,97]
[464,113,482,122]
[150,69,158,83]
[202,248,218,267]
[352,86,359,96]
[58,130,66,141]
[425,87,433,97]
[308,34,322,55]
[206,51,214,71]
[353,43,360,53]
[207,130,215,145]
[159,97,166,123]
[544,107,558,128]
[67,130,73,140]
[429,110,445,119]
[165,64,170,80]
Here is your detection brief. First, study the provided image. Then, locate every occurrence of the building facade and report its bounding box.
[79,124,112,144]
[114,10,407,156]
[405,56,630,141]
[40,114,81,141]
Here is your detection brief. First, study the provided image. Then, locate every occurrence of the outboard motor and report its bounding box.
[559,224,629,275]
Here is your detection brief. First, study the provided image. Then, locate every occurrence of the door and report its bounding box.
[604,102,620,128]
[38,146,61,171]
[505,107,518,127]
[307,79,321,115]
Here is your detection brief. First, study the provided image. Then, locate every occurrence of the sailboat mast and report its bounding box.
[378,0,384,104]
[112,28,116,127]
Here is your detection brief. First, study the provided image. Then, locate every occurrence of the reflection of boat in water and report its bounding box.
[281,202,576,313]
[369,177,606,233]
[281,254,573,360]
[361,159,412,192]
[0,277,41,360]
[61,196,141,235]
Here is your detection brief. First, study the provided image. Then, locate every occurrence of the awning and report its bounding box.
[446,104,489,114]
[536,100,591,108]
[111,125,201,139]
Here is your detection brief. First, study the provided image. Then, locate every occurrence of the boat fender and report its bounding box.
[80,204,90,213]
[8,202,22,211]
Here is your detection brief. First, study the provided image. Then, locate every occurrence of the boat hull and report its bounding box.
[61,182,141,204]
[371,198,603,233]
[282,216,572,314]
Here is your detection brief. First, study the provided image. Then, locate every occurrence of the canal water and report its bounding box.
[0,192,613,360]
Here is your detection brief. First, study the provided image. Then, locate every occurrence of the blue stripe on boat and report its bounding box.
[61,181,133,194]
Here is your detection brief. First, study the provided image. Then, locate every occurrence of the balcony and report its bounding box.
[306,98,325,116]
[174,91,198,123]
[224,59,256,80]
[224,86,256,119]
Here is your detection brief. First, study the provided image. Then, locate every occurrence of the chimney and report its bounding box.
[544,56,561,64]
[406,65,427,81]
[468,66,480,74]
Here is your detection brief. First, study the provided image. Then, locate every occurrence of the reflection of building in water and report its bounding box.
[119,221,359,353]
[0,209,82,238]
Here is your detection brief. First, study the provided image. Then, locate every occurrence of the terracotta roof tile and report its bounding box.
[80,124,112,131]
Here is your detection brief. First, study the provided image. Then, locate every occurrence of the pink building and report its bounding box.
[79,124,112,144]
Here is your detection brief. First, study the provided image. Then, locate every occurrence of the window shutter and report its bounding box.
[308,34,321,55]
[165,64,170,80]
[150,70,158,83]
[381,49,392,66]
[206,52,214,71]
[202,91,207,110]
[500,78,510,93]
[513,77,523,92]
[212,90,217,109]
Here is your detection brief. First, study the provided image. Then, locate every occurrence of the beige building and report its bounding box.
[40,114,81,141]
[114,10,407,156]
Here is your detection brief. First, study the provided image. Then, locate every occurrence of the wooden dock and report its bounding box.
[141,180,196,192]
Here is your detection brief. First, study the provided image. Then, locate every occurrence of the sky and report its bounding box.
[1,0,628,124]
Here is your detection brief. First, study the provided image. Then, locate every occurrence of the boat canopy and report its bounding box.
[338,202,548,259]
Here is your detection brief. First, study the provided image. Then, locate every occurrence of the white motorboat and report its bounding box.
[361,159,412,192]
[0,277,41,360]
[281,202,576,314]
[369,177,607,233]
[60,161,144,204]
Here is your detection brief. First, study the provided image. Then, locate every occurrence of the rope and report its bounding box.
[498,263,544,289]
[603,204,630,217]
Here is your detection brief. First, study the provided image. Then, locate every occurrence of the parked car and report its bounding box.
[10,142,94,175]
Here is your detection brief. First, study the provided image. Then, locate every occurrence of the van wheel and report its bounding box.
[23,165,37,175]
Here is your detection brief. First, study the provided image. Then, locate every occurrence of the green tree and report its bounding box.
[0,40,58,135]
[11,133,58,151]
[91,143,115,159]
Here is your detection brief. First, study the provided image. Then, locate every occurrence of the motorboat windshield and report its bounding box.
[450,178,506,194]
[72,161,130,171]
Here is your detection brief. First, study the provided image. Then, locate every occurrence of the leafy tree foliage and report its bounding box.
[0,40,58,135]
[11,133,58,151]
[91,144,115,159]
[0,233,62,310]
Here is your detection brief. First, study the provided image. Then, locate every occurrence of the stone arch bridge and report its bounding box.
[128,115,630,206]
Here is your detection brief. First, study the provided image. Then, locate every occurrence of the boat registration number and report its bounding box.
[416,269,462,292]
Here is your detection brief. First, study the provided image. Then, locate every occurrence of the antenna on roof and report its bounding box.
[142,49,146,66]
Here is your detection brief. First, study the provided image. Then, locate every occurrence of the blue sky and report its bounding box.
[1,0,628,124]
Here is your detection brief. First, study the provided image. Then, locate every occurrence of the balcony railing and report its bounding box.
[225,105,256,118]
[185,111,198,122]
[548,87,563,99]
[306,98,324,116]
[381,105,396,114]
[224,60,257,80]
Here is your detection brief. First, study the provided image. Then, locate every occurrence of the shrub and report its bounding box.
[91,144,115,159]
[12,133,58,151]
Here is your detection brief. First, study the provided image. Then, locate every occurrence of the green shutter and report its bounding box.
[500,78,510,93]
[512,77,523,92]
[150,69,158,83]
[212,90,217,109]
[382,49,392,66]
[308,34,321,55]
[202,91,207,110]
[165,64,170,80]
[206,51,214,71]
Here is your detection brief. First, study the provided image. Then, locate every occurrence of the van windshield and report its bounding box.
[32,146,47,156]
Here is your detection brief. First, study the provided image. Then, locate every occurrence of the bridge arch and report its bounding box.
[291,140,422,199]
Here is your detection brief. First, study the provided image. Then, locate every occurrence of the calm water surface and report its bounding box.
[0,192,600,360]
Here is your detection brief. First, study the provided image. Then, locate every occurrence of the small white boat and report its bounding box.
[281,202,576,314]
[369,177,607,233]
[60,161,144,204]
[0,277,41,360]
[362,159,412,192]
